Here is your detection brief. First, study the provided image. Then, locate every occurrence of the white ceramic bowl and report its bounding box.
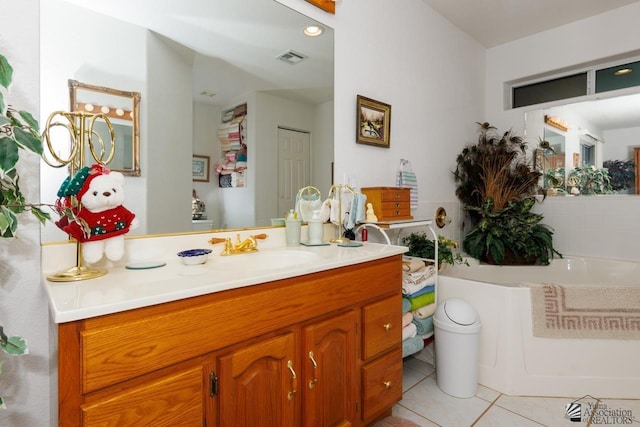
[177,248,212,265]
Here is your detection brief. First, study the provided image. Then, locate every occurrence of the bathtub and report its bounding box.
[437,256,640,398]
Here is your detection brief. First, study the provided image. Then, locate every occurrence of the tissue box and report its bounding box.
[361,187,412,221]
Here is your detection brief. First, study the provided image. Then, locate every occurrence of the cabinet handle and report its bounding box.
[383,323,392,332]
[308,351,318,389]
[287,360,297,401]
[308,351,318,369]
[394,202,400,208]
[288,360,297,379]
[383,380,392,389]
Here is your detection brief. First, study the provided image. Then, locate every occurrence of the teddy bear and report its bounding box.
[55,164,137,264]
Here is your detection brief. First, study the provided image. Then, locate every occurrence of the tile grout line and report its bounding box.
[470,393,502,427]
[395,402,444,427]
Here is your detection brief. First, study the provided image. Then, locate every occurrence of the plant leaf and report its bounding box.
[1,335,28,356]
[0,206,18,238]
[0,54,12,90]
[13,127,43,155]
[17,110,40,133]
[0,136,19,173]
[31,206,51,224]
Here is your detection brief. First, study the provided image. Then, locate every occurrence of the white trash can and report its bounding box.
[433,298,481,398]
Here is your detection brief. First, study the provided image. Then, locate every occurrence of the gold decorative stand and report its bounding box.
[327,184,356,244]
[42,110,116,282]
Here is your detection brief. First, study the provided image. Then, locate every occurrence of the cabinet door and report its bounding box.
[218,332,299,427]
[303,310,357,427]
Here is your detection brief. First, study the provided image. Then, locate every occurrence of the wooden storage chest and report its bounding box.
[361,187,412,221]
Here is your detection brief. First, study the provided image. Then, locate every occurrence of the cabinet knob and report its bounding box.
[383,380,392,389]
[383,323,392,332]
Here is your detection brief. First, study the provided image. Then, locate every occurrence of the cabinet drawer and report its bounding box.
[379,205,412,219]
[81,365,204,426]
[362,295,401,360]
[361,348,403,422]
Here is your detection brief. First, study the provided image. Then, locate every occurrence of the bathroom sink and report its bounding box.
[215,250,320,272]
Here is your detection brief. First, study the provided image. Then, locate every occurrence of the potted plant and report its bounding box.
[603,159,634,192]
[566,165,613,195]
[402,232,468,268]
[0,52,45,408]
[453,122,561,265]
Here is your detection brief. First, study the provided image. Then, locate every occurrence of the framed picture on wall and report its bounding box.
[356,95,391,148]
[192,155,210,182]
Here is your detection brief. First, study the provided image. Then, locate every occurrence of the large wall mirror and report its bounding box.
[526,90,640,195]
[69,79,141,176]
[40,0,334,242]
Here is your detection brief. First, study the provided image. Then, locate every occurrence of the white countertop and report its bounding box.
[42,228,407,323]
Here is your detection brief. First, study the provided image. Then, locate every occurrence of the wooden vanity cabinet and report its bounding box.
[57,255,402,426]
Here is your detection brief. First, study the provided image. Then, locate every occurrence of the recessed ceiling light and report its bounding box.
[614,68,633,76]
[304,25,324,37]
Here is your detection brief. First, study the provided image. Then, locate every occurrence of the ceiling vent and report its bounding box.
[276,50,307,65]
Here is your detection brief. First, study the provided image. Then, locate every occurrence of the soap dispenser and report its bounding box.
[307,210,324,245]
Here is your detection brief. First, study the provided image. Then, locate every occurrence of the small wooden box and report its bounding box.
[361,187,412,221]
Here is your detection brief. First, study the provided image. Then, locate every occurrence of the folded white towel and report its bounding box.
[402,267,436,295]
[402,257,425,272]
[402,322,417,341]
[412,303,436,319]
[402,311,413,328]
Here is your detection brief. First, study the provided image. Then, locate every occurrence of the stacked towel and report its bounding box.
[402,335,424,358]
[412,302,436,319]
[401,255,436,358]
[402,322,417,341]
[412,316,434,336]
[406,292,435,311]
[402,297,412,314]
[402,312,413,328]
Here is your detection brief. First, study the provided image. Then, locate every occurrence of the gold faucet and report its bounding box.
[210,233,267,256]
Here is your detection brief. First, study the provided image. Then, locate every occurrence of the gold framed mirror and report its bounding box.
[69,79,141,176]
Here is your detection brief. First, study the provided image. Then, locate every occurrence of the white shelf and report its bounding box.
[363,218,433,229]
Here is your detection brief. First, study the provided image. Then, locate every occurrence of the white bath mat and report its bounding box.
[528,283,640,339]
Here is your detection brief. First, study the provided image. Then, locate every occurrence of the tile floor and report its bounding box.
[395,347,640,426]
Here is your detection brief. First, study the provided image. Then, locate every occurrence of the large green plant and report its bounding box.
[0,53,42,409]
[454,122,561,265]
[0,53,49,237]
[463,197,561,265]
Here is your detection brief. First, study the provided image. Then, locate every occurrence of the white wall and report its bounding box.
[145,33,193,234]
[486,2,640,261]
[279,0,486,245]
[604,126,640,161]
[0,1,53,426]
[193,101,222,228]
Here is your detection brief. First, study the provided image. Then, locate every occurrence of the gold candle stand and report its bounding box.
[42,110,116,282]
